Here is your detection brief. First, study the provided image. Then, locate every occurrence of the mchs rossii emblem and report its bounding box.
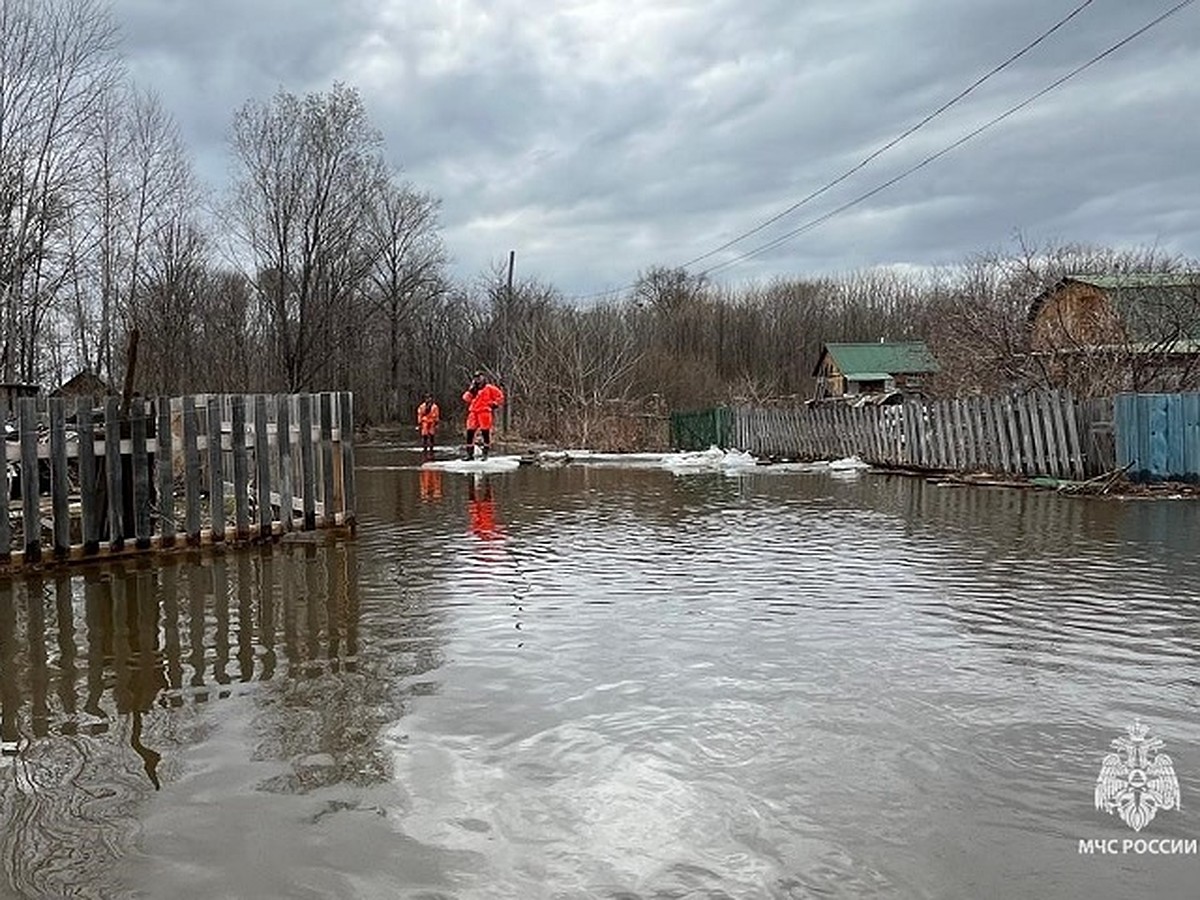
[1095,720,1180,832]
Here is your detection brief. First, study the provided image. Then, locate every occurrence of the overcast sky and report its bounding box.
[110,0,1200,297]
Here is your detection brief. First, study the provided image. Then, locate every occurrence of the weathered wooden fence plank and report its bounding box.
[1063,392,1085,479]
[132,398,152,549]
[77,400,100,555]
[320,394,335,524]
[338,391,357,525]
[104,397,125,550]
[0,399,9,558]
[298,394,316,531]
[277,395,294,531]
[183,396,202,544]
[157,397,176,544]
[207,395,225,541]
[255,395,273,539]
[232,395,250,540]
[49,397,70,558]
[19,398,41,562]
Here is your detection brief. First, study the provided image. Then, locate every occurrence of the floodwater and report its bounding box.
[1,444,1199,900]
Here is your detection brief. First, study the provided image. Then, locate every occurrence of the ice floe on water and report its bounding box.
[375,446,871,476]
[828,455,870,471]
[534,446,869,476]
[659,447,760,473]
[422,455,523,473]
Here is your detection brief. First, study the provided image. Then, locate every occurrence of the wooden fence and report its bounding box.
[1,391,356,569]
[1114,392,1200,482]
[712,390,1099,478]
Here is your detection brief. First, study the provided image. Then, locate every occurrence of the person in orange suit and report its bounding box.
[462,371,504,460]
[416,393,440,457]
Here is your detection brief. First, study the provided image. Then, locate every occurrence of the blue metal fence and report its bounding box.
[1114,392,1200,482]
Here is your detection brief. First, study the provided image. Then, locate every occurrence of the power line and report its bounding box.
[569,0,1100,302]
[677,0,1098,270]
[698,0,1195,278]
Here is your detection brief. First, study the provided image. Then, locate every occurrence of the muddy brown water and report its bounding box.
[1,444,1199,898]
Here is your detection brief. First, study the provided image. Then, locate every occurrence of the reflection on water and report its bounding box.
[0,542,360,900]
[1,449,1199,899]
[467,476,504,542]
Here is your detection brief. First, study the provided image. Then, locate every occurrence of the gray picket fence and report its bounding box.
[1,391,356,568]
[724,390,1095,478]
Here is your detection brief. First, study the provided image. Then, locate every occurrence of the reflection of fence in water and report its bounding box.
[0,541,359,747]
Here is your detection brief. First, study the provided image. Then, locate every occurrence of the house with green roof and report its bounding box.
[811,341,939,401]
[1028,273,1200,391]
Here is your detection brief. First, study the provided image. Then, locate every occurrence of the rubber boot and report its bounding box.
[481,445,489,461]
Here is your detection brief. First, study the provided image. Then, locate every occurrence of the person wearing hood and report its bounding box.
[462,371,505,459]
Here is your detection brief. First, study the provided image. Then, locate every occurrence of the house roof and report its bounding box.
[814,341,939,377]
[1031,272,1200,342]
[51,369,113,397]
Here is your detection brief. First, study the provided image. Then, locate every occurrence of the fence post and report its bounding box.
[277,395,294,532]
[49,397,70,559]
[157,397,176,545]
[232,395,250,540]
[338,391,357,528]
[255,395,273,539]
[104,397,125,551]
[132,397,152,549]
[207,395,225,542]
[19,397,40,562]
[183,396,202,544]
[298,394,316,531]
[320,394,335,525]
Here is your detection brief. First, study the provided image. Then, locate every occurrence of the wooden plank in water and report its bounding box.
[207,395,225,541]
[0,399,9,559]
[320,393,335,523]
[1063,392,1085,479]
[969,398,986,470]
[1027,394,1046,475]
[232,395,250,539]
[131,397,152,549]
[76,399,100,555]
[255,394,273,538]
[183,396,202,543]
[105,397,125,549]
[298,394,316,531]
[19,398,41,562]
[337,392,357,523]
[49,397,70,558]
[157,397,176,545]
[1017,395,1036,475]
[277,395,294,531]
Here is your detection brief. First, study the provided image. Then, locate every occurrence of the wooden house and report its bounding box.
[811,341,939,401]
[51,369,113,401]
[1027,273,1200,392]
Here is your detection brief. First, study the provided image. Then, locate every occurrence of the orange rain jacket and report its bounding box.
[417,401,440,435]
[463,382,504,431]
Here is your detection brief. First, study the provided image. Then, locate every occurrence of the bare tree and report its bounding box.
[228,83,389,391]
[364,181,447,419]
[0,0,121,383]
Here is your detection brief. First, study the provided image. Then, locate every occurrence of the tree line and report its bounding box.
[3,0,1196,450]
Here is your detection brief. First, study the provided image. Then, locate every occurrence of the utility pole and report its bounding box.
[503,250,514,434]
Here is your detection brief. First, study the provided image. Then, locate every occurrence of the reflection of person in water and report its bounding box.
[467,476,504,541]
[419,465,443,502]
